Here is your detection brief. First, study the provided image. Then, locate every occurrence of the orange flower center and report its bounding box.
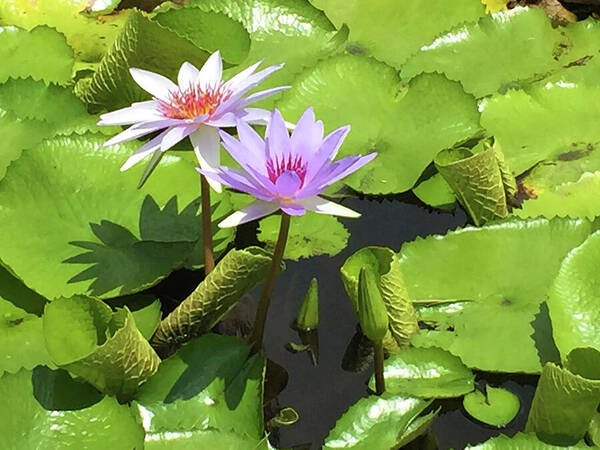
[158,83,231,120]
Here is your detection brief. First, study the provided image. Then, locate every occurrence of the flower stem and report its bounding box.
[373,340,385,395]
[201,175,215,276]
[250,212,290,353]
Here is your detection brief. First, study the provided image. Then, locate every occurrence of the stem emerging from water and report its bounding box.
[250,212,290,353]
[373,340,385,395]
[201,175,215,276]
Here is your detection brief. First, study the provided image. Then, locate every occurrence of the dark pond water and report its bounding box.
[155,197,538,449]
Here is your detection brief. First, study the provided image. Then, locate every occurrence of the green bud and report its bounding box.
[357,267,389,342]
[295,278,319,330]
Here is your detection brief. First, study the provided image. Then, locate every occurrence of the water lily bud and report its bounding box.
[295,278,319,330]
[357,267,389,342]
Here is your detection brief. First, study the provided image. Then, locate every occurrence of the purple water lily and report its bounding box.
[98,51,288,191]
[199,108,376,228]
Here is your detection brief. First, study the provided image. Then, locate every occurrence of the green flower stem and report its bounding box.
[250,212,290,353]
[373,340,385,395]
[201,175,215,275]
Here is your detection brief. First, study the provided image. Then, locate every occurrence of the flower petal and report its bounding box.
[298,196,361,218]
[160,124,197,151]
[236,85,290,108]
[304,125,350,184]
[197,167,272,201]
[219,128,268,178]
[129,68,177,101]
[218,200,280,228]
[190,125,222,192]
[237,108,272,126]
[103,119,178,147]
[265,109,291,160]
[223,60,262,91]
[281,203,306,216]
[120,129,170,171]
[275,171,301,198]
[178,61,200,87]
[236,120,266,160]
[198,51,223,89]
[98,101,161,126]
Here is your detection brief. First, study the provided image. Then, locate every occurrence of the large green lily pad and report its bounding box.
[0,25,73,84]
[401,7,563,97]
[398,217,597,373]
[547,231,600,359]
[135,334,265,445]
[466,432,589,449]
[0,369,145,449]
[309,0,484,69]
[479,82,600,175]
[368,347,474,398]
[0,133,233,299]
[278,55,481,194]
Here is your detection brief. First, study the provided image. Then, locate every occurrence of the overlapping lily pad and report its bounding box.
[324,393,434,449]
[367,347,474,398]
[258,212,349,260]
[0,133,233,299]
[547,231,600,359]
[175,0,344,109]
[466,432,589,449]
[0,25,73,84]
[0,0,130,63]
[43,296,160,399]
[279,55,481,194]
[480,82,600,175]
[134,334,266,446]
[398,217,597,373]
[0,369,145,449]
[309,0,484,69]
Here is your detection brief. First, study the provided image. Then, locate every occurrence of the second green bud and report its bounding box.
[357,267,389,342]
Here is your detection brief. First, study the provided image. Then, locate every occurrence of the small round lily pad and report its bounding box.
[463,386,520,427]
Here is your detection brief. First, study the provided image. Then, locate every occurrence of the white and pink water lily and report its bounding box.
[199,108,377,228]
[98,51,288,191]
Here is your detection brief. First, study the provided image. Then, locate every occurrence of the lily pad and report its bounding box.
[547,231,600,359]
[309,0,484,69]
[412,173,456,210]
[153,5,250,65]
[479,81,600,175]
[402,7,563,97]
[463,386,520,427]
[135,334,265,444]
[0,0,130,63]
[177,0,343,110]
[151,247,275,355]
[526,361,600,445]
[0,297,52,376]
[0,133,233,299]
[466,432,589,449]
[0,25,73,84]
[341,246,418,349]
[323,393,432,449]
[258,212,349,260]
[398,217,597,373]
[43,296,161,400]
[278,55,481,194]
[368,347,474,398]
[0,369,145,449]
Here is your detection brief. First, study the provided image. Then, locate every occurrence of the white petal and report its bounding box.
[98,101,161,126]
[198,51,223,88]
[178,62,200,87]
[218,200,280,228]
[223,60,262,91]
[160,124,197,151]
[103,120,175,147]
[238,108,272,126]
[129,68,178,101]
[190,125,222,192]
[120,129,170,171]
[236,86,290,108]
[298,196,361,218]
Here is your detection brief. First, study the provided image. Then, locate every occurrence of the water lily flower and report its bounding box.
[198,108,376,227]
[97,51,288,191]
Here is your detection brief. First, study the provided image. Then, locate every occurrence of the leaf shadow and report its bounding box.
[530,301,561,366]
[63,195,229,297]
